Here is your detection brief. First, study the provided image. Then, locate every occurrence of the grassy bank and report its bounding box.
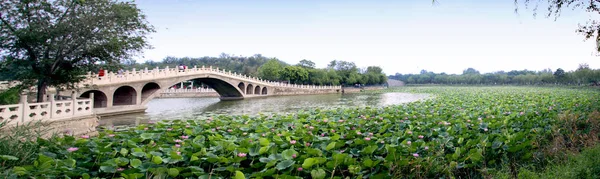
[2,86,600,178]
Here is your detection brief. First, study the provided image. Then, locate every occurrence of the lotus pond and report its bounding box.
[4,86,600,178]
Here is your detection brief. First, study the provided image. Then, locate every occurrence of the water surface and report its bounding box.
[100,92,429,126]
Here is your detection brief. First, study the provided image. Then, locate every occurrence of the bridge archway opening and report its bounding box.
[238,82,245,94]
[254,86,261,94]
[168,77,244,100]
[262,87,268,95]
[246,84,254,95]
[113,86,137,106]
[142,82,160,102]
[80,90,107,108]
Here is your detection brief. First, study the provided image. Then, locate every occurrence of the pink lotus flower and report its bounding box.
[407,141,412,145]
[484,128,488,132]
[144,127,148,130]
[243,132,248,135]
[407,131,413,135]
[216,127,221,130]
[175,144,181,148]
[309,126,314,130]
[305,142,311,146]
[331,129,335,133]
[271,128,275,132]
[249,139,253,143]
[177,151,181,155]
[108,134,115,137]
[424,146,429,150]
[418,135,424,139]
[520,112,524,115]
[364,137,371,141]
[413,153,419,157]
[212,129,216,132]
[67,147,79,152]
[237,153,247,157]
[297,167,303,171]
[262,133,266,137]
[290,140,297,144]
[478,118,482,121]
[380,141,385,144]
[227,129,233,132]
[323,119,328,122]
[277,133,282,136]
[357,131,362,135]
[117,168,124,172]
[321,133,325,137]
[175,139,183,143]
[80,135,90,139]
[352,127,356,130]
[167,128,173,131]
[338,120,344,123]
[467,120,471,123]
[292,154,297,158]
[186,125,191,128]
[181,135,189,139]
[369,133,373,136]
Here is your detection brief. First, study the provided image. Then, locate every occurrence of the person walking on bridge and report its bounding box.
[98,68,105,80]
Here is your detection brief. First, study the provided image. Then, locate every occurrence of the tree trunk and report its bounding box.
[36,79,47,102]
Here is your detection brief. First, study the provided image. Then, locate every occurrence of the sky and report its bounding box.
[134,0,600,75]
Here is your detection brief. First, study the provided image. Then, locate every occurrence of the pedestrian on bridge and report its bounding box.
[98,68,105,80]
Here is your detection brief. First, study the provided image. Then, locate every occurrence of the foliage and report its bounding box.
[0,87,20,105]
[390,65,600,85]
[0,121,47,172]
[280,66,309,84]
[0,0,154,102]
[257,59,285,81]
[5,86,600,178]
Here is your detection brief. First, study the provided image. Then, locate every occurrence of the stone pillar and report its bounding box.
[71,91,77,116]
[136,89,142,105]
[180,82,184,89]
[106,91,113,108]
[89,93,95,108]
[47,94,55,118]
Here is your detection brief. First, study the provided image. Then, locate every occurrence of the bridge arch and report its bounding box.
[246,84,254,95]
[262,87,268,95]
[113,86,137,106]
[80,90,108,108]
[238,82,245,94]
[254,85,261,95]
[142,82,161,102]
[163,76,245,100]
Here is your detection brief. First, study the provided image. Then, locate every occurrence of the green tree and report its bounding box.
[0,0,154,102]
[257,59,284,81]
[297,59,316,69]
[281,66,309,84]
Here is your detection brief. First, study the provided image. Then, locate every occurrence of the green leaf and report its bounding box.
[282,149,298,160]
[152,156,163,164]
[100,166,117,173]
[276,159,295,170]
[141,133,154,140]
[259,146,269,154]
[0,155,18,161]
[120,148,128,156]
[302,158,316,169]
[130,159,142,168]
[82,173,90,179]
[325,142,336,151]
[235,170,246,179]
[311,169,326,179]
[191,155,199,162]
[168,168,180,177]
[259,138,270,146]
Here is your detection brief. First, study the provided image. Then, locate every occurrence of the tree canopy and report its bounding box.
[0,0,154,102]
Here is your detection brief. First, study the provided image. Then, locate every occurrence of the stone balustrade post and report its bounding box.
[48,94,55,118]
[89,93,95,108]
[71,91,77,116]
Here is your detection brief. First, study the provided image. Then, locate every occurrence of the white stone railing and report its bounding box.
[0,92,94,126]
[162,88,216,93]
[82,66,342,90]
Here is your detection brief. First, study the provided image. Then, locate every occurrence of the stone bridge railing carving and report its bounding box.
[82,66,341,89]
[0,92,94,126]
[163,88,216,93]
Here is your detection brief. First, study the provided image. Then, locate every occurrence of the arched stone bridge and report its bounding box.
[77,66,341,116]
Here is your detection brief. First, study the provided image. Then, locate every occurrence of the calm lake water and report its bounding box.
[99,92,429,127]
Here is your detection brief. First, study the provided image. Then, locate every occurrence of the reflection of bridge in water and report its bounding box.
[0,66,341,126]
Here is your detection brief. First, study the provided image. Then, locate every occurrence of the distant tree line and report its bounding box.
[122,53,387,86]
[389,64,600,86]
